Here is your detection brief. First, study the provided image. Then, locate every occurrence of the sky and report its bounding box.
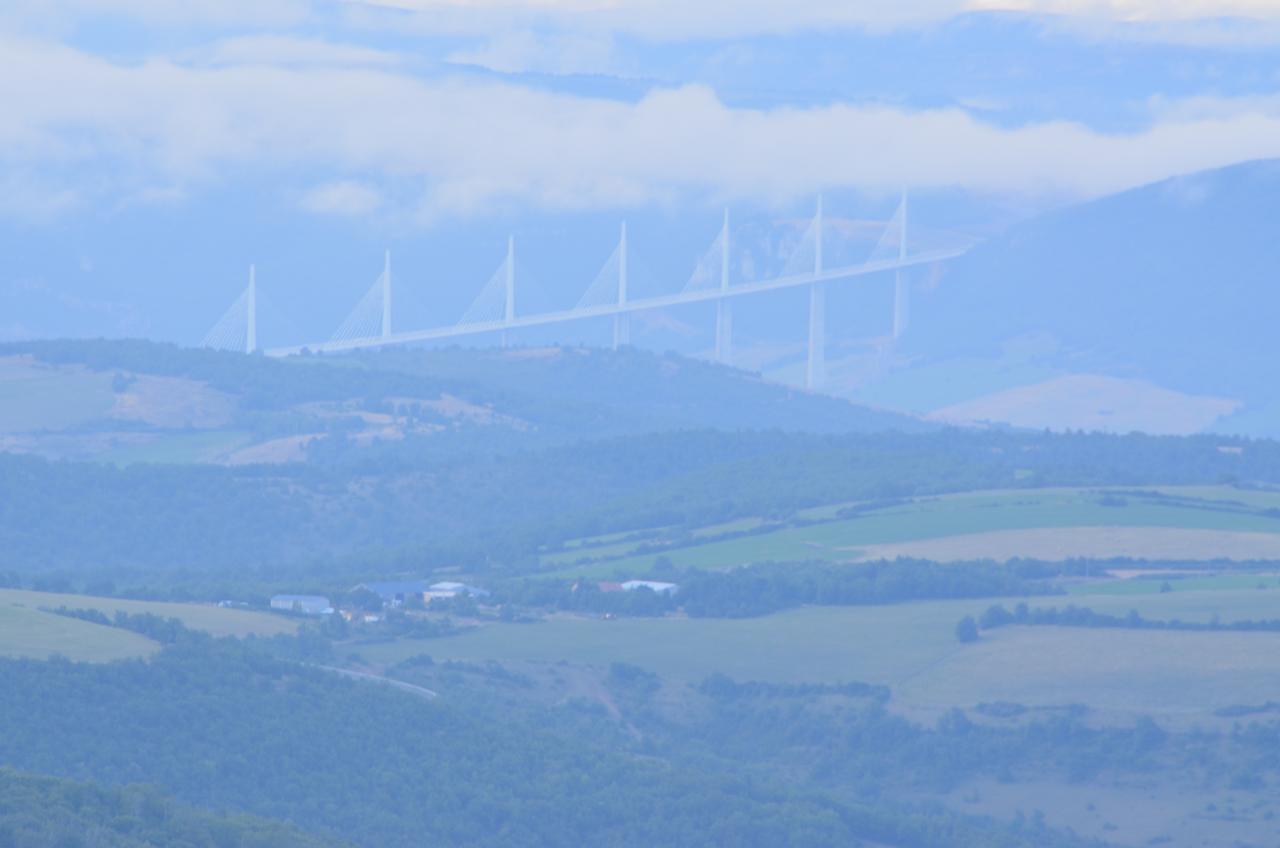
[2,0,1280,226]
[1,0,1280,348]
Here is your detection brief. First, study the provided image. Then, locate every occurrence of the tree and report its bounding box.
[954,616,979,643]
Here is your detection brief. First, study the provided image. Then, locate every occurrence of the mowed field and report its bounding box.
[0,603,158,662]
[0,356,115,432]
[545,486,1280,578]
[0,589,296,662]
[361,584,1280,719]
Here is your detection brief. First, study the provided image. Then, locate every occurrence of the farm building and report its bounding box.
[355,581,431,607]
[428,581,490,599]
[621,580,679,595]
[270,595,333,615]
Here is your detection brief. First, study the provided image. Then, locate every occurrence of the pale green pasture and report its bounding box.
[0,603,158,662]
[96,430,252,465]
[546,487,1280,578]
[899,626,1280,716]
[0,589,297,638]
[1071,573,1280,597]
[1150,485,1280,510]
[0,364,115,432]
[362,587,1280,716]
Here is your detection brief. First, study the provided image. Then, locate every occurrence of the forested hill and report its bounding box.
[0,339,923,465]
[0,637,1105,848]
[0,767,346,848]
[2,428,1274,591]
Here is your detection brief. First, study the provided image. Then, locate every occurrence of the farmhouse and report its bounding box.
[428,581,490,599]
[621,580,679,595]
[356,581,431,607]
[270,594,333,615]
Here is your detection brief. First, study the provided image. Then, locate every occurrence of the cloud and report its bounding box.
[3,37,1280,221]
[300,180,384,216]
[0,0,310,30]
[446,30,618,75]
[0,171,81,221]
[6,0,1280,48]
[193,35,403,69]
[971,0,1280,21]
[352,0,973,39]
[351,0,1280,41]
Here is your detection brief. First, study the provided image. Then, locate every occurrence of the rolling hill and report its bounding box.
[861,159,1280,436]
[0,339,924,464]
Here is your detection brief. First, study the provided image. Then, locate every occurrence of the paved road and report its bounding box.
[314,665,439,699]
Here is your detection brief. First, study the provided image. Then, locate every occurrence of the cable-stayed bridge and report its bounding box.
[202,196,968,389]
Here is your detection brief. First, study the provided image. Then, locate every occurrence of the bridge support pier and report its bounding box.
[503,236,515,348]
[613,314,630,349]
[806,282,825,390]
[381,250,392,340]
[613,222,629,349]
[892,271,908,340]
[715,300,732,364]
[246,265,257,354]
[716,208,737,366]
[805,196,825,390]
[892,192,909,340]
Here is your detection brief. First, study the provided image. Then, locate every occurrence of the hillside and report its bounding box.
[0,767,344,848]
[0,339,922,464]
[0,638,1017,848]
[0,426,1274,594]
[860,159,1280,436]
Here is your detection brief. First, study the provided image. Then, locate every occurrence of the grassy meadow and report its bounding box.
[0,588,299,637]
[545,486,1280,578]
[0,603,158,662]
[361,583,1280,719]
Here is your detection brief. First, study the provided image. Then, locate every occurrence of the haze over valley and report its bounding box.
[3,4,1280,848]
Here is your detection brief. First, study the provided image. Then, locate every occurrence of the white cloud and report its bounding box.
[300,180,384,216]
[0,0,310,30]
[971,0,1280,20]
[194,35,403,69]
[351,0,1280,41]
[351,0,973,39]
[447,30,618,75]
[0,171,81,221]
[2,37,1280,221]
[4,0,1279,48]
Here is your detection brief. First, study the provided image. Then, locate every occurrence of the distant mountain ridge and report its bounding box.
[865,159,1280,435]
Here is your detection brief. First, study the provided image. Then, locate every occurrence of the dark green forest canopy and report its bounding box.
[0,638,1107,848]
[0,767,345,848]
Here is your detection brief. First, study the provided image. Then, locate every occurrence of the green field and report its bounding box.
[0,603,158,662]
[545,486,1280,578]
[94,430,253,465]
[0,589,297,638]
[1070,572,1280,596]
[0,360,115,432]
[359,586,1280,718]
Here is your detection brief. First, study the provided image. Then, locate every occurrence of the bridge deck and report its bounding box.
[265,247,964,357]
